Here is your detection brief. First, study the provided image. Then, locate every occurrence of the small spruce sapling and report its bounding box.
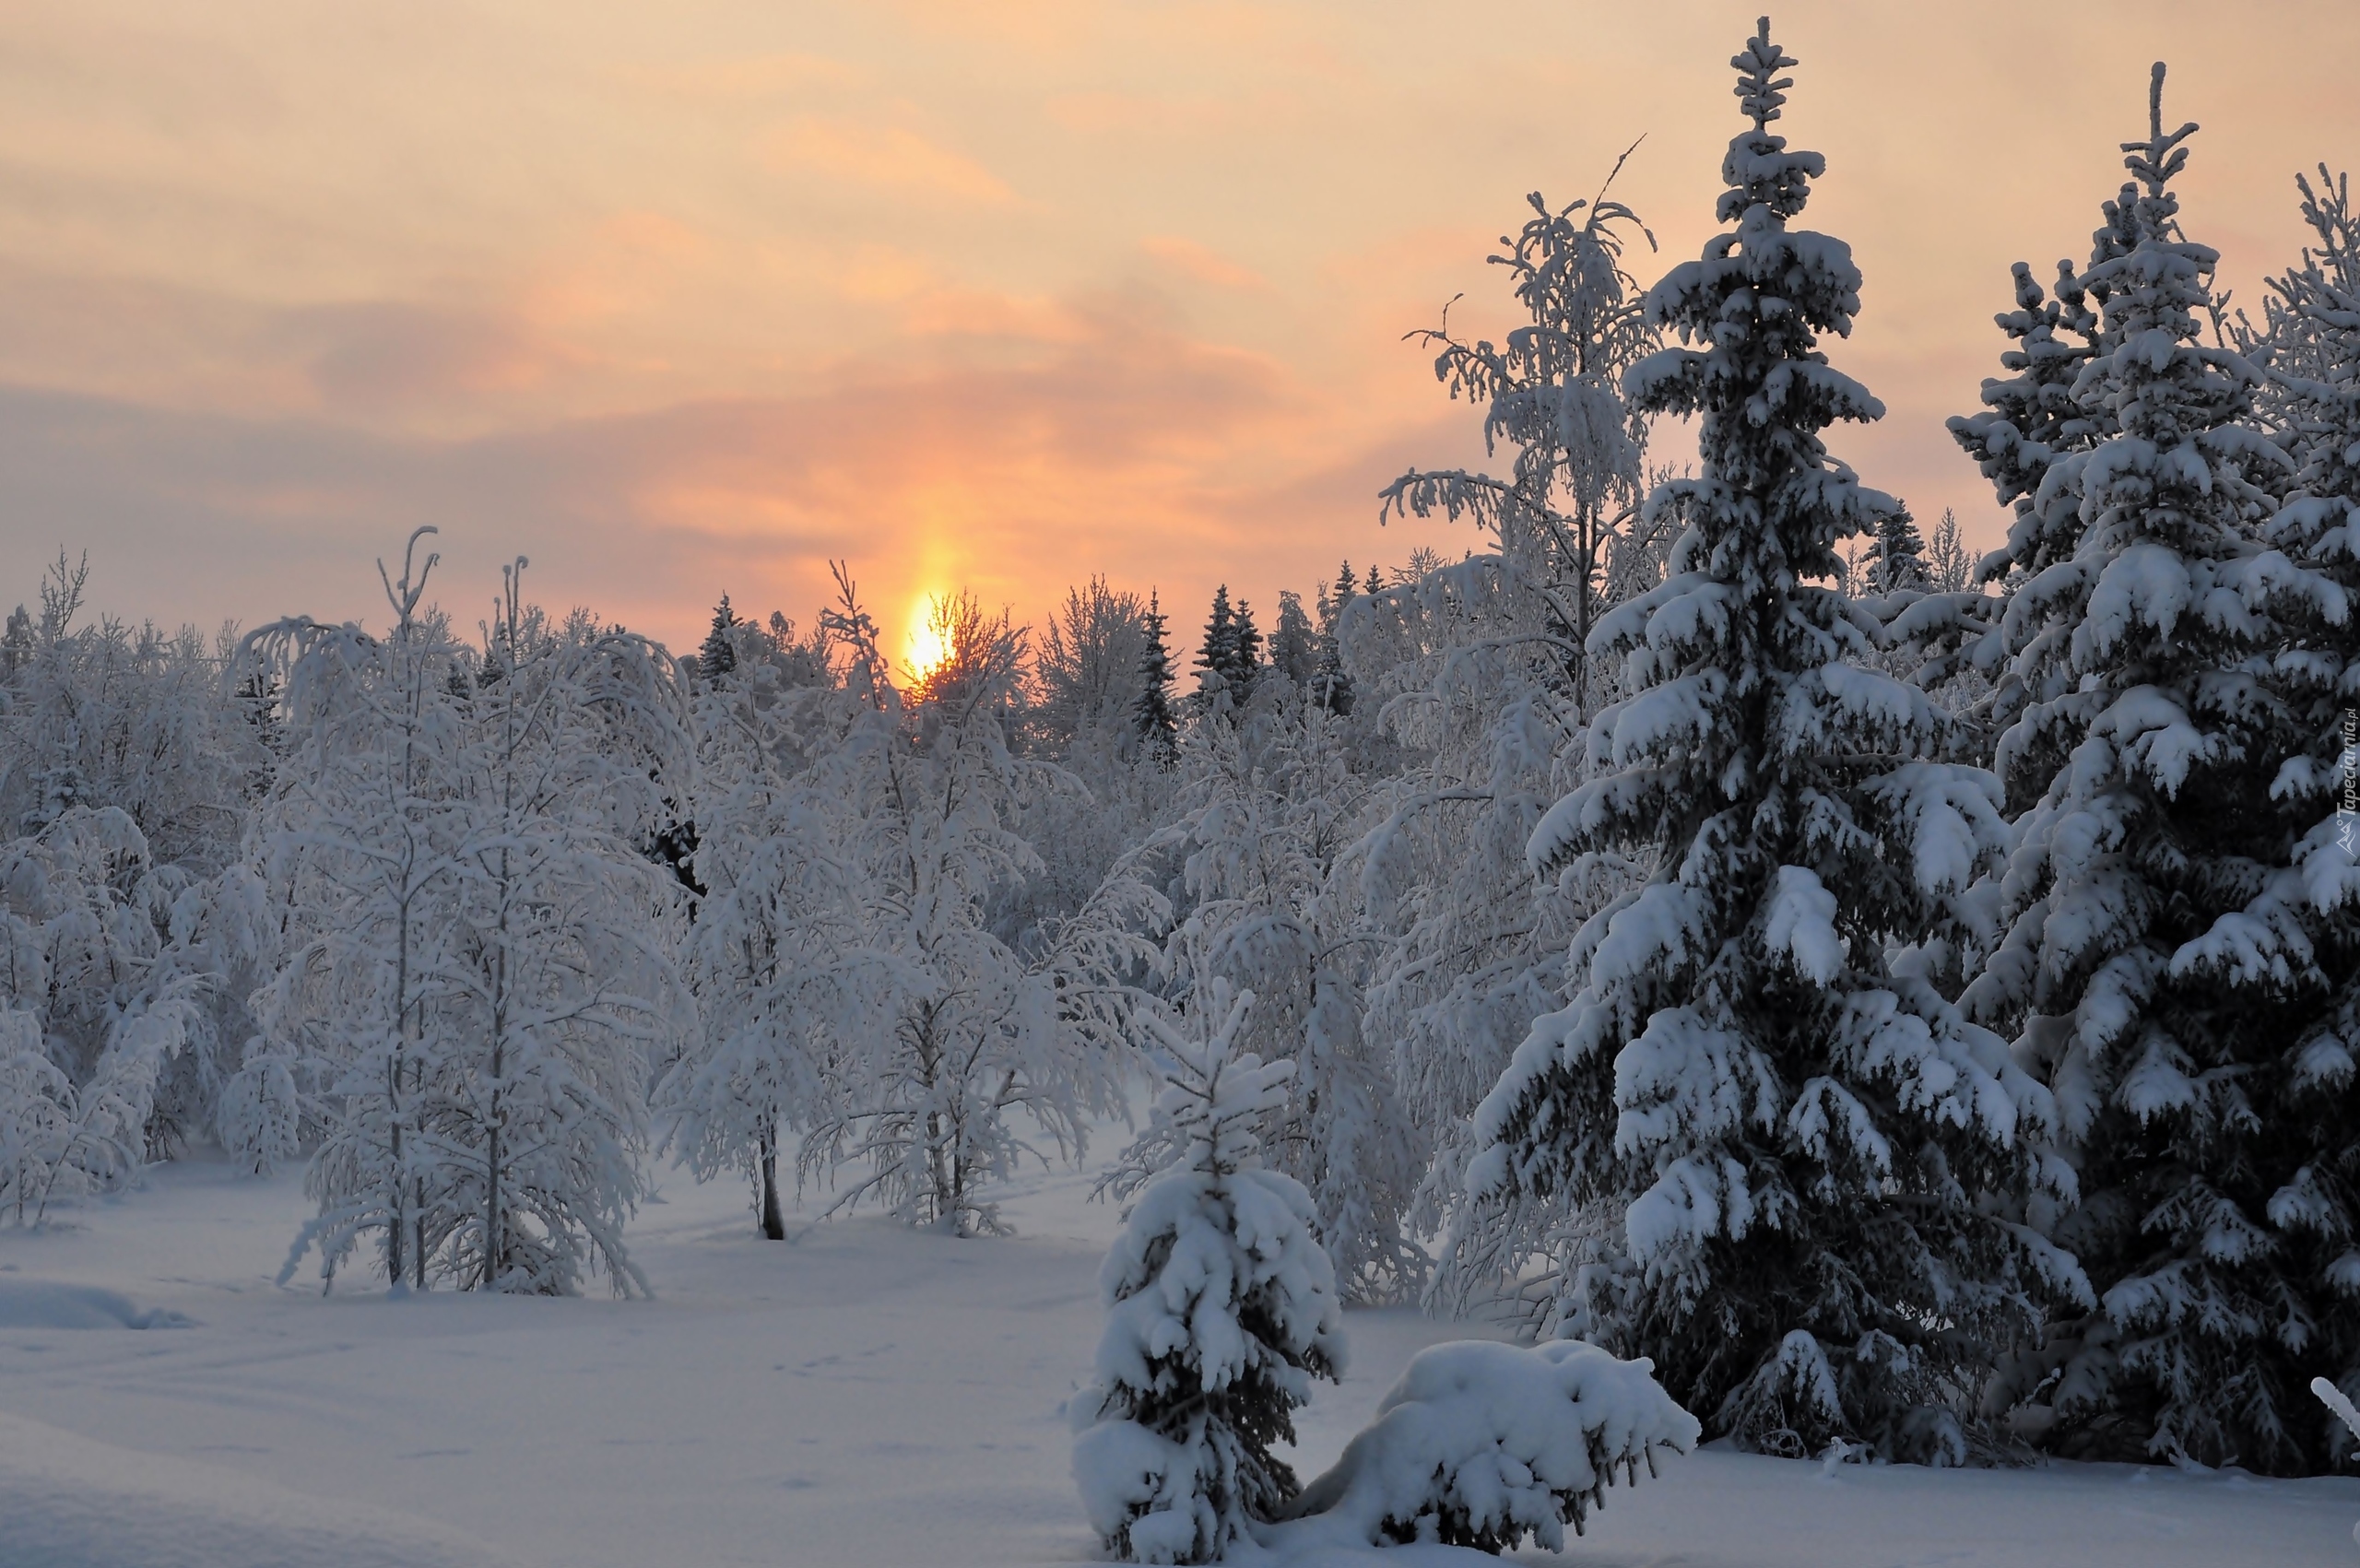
[1072,984,1346,1564]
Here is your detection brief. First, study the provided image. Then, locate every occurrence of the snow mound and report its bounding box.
[0,1409,524,1568]
[0,1279,194,1330]
[1272,1338,1697,1556]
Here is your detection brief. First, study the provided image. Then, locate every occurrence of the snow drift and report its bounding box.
[0,1409,521,1568]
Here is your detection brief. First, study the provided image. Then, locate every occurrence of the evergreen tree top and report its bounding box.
[1718,17,1819,224]
[1732,16,1797,129]
[2122,62,2198,198]
[1626,12,1889,588]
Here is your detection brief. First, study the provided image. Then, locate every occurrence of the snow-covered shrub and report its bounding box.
[1072,984,1346,1564]
[1279,1338,1696,1553]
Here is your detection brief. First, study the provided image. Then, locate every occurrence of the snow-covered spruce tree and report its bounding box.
[1193,587,1240,714]
[1230,600,1263,700]
[1363,169,1659,1320]
[1150,682,1426,1302]
[1457,18,2082,1462]
[2238,164,2360,1478]
[1953,73,2351,1471]
[1072,983,1345,1564]
[1896,160,2147,739]
[258,536,692,1294]
[797,586,1156,1237]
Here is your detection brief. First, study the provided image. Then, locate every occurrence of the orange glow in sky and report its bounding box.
[2,3,2355,654]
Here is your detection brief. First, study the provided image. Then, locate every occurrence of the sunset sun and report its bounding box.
[902,591,950,681]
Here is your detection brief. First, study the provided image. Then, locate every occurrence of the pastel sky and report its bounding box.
[5,1,2355,666]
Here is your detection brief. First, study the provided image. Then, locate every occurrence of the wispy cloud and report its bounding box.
[1139,236,1269,293]
[762,118,1020,206]
[0,297,1478,650]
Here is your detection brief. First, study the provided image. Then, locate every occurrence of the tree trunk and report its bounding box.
[758,1125,785,1241]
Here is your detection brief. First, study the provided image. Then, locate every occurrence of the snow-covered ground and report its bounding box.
[3,1146,2355,1568]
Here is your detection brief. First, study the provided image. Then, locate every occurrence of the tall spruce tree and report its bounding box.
[1457,18,2079,1462]
[1134,590,1180,761]
[2239,163,2360,1475]
[1955,67,2342,1472]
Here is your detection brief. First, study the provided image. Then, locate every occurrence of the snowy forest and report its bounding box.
[4,16,2358,1567]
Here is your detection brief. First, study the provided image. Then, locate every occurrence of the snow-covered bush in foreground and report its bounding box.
[1072,984,1346,1564]
[1276,1338,1696,1555]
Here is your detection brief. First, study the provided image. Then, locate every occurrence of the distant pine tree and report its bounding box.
[1269,590,1317,686]
[1194,585,1238,709]
[1231,597,1264,704]
[0,604,31,678]
[1864,503,1929,594]
[1310,565,1354,715]
[699,595,740,683]
[1133,590,1179,761]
